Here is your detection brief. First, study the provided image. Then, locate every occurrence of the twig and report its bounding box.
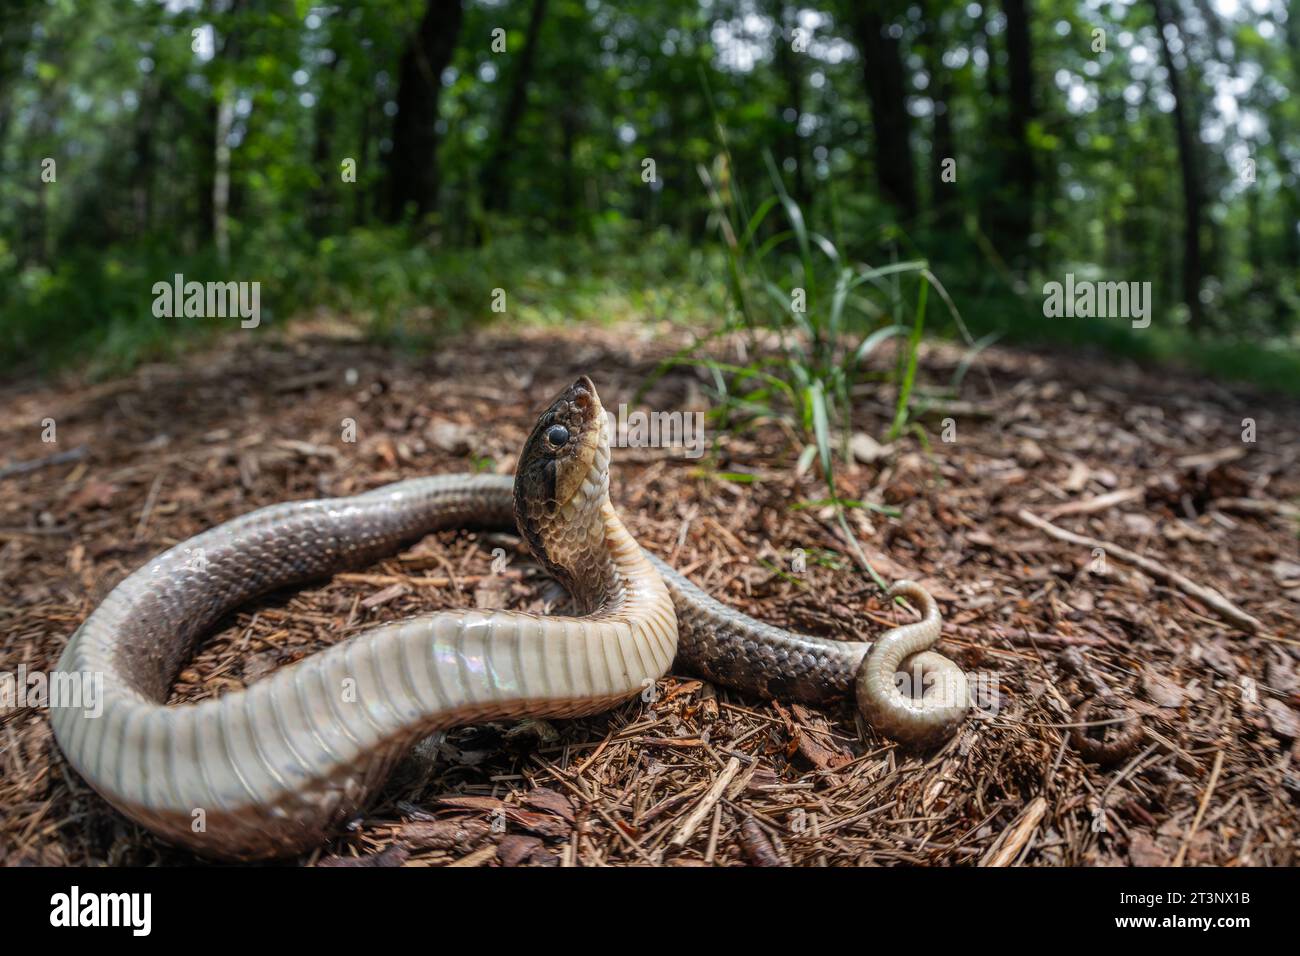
[0,445,87,480]
[671,756,740,847]
[133,473,165,541]
[570,733,613,777]
[1176,446,1245,471]
[448,844,499,868]
[704,804,724,864]
[1210,497,1300,521]
[1042,487,1144,521]
[951,623,1108,648]
[333,572,510,588]
[1172,749,1224,868]
[980,796,1047,867]
[1016,509,1265,634]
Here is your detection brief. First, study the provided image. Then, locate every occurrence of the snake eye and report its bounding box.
[546,424,570,447]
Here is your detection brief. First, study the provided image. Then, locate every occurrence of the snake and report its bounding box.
[51,376,968,860]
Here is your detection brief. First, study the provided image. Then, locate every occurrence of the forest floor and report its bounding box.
[2,315,1298,866]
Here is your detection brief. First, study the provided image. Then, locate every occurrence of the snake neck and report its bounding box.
[534,493,626,615]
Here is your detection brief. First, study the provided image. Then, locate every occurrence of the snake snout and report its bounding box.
[562,375,599,417]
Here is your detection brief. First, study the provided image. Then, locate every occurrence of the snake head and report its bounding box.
[514,376,611,595]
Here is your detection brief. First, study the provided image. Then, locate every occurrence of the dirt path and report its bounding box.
[2,321,1297,865]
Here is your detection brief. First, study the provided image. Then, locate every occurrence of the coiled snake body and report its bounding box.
[52,377,966,860]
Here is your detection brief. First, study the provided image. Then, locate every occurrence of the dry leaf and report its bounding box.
[1142,669,1189,708]
[497,835,543,867]
[1263,699,1300,740]
[317,845,409,867]
[1127,832,1169,867]
[399,819,489,851]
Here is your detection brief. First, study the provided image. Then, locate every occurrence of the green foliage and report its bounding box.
[0,0,1295,390]
[0,244,227,376]
[0,222,719,376]
[659,153,964,588]
[681,151,959,462]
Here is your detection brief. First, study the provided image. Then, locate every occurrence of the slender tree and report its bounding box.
[386,0,465,223]
[770,0,811,212]
[1280,8,1300,269]
[310,33,342,237]
[1000,0,1037,261]
[0,2,40,153]
[848,2,918,223]
[130,80,158,235]
[921,0,957,233]
[198,0,247,264]
[1151,0,1204,329]
[480,0,549,213]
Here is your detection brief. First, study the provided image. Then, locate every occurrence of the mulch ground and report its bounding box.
[2,317,1297,866]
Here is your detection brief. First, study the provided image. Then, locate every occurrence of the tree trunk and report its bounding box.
[556,47,586,235]
[198,98,216,247]
[1277,139,1300,270]
[355,92,373,228]
[200,0,244,262]
[0,3,38,158]
[999,0,1036,261]
[480,0,549,213]
[972,2,1001,245]
[310,53,341,237]
[849,3,918,223]
[1151,0,1204,329]
[922,0,956,232]
[204,0,244,261]
[771,0,810,213]
[975,4,1001,99]
[1281,13,1300,268]
[212,93,233,264]
[386,0,465,224]
[131,81,158,236]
